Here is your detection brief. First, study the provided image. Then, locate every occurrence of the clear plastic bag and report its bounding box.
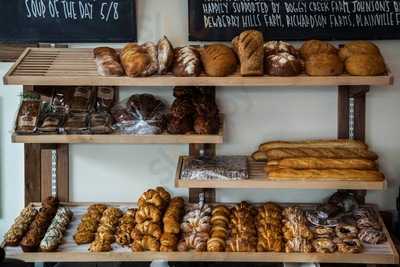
[181,156,249,181]
[111,94,167,135]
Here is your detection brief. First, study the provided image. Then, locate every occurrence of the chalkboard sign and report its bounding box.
[0,0,136,43]
[189,0,400,41]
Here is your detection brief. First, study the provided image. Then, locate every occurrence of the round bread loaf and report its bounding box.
[305,53,344,76]
[300,40,337,60]
[264,41,299,57]
[339,41,381,61]
[200,44,238,77]
[265,52,303,76]
[345,54,386,76]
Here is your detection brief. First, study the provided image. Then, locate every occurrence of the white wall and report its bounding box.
[1,0,400,236]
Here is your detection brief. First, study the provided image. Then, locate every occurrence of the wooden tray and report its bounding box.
[4,202,399,264]
[3,48,394,87]
[175,156,387,190]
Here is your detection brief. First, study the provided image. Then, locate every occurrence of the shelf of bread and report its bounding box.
[4,202,399,264]
[175,156,387,190]
[11,125,224,144]
[4,48,393,87]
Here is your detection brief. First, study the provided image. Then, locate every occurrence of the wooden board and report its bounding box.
[175,156,387,190]
[4,202,399,264]
[3,48,394,87]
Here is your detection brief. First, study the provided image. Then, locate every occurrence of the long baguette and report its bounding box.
[259,139,368,152]
[265,148,378,161]
[266,167,384,181]
[275,158,377,170]
[251,151,267,162]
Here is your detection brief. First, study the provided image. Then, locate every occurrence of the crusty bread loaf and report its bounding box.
[200,44,238,77]
[232,30,264,76]
[94,47,124,76]
[266,167,384,181]
[305,53,343,76]
[300,40,337,60]
[120,43,158,77]
[345,54,386,76]
[265,148,378,160]
[251,151,267,162]
[339,41,381,61]
[259,139,368,152]
[275,158,377,170]
[173,46,202,77]
[157,36,174,74]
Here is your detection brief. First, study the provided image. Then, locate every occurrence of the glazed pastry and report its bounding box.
[3,206,38,246]
[264,41,299,57]
[226,201,257,252]
[157,36,174,74]
[358,227,386,244]
[345,54,386,76]
[335,238,363,253]
[311,226,335,238]
[335,223,358,239]
[94,47,124,76]
[259,139,368,152]
[339,41,381,61]
[207,205,230,252]
[300,40,338,59]
[282,206,313,253]
[305,53,344,76]
[256,203,283,252]
[115,208,136,246]
[200,44,238,77]
[312,238,336,253]
[20,197,59,252]
[178,201,211,252]
[173,46,202,77]
[74,204,106,245]
[40,207,73,252]
[232,30,264,76]
[265,52,303,76]
[89,207,123,252]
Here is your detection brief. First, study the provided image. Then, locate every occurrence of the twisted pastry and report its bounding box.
[282,206,313,253]
[256,203,283,252]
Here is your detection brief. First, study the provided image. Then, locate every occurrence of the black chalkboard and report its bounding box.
[0,0,136,43]
[189,0,400,41]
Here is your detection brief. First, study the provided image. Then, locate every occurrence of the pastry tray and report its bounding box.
[3,48,393,87]
[175,156,387,190]
[4,202,399,264]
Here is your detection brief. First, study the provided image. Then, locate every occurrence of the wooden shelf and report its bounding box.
[4,202,399,264]
[4,48,394,87]
[175,156,387,190]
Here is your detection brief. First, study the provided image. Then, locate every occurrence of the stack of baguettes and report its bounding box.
[251,139,385,181]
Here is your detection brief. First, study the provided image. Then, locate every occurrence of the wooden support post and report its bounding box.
[338,85,370,204]
[23,86,70,205]
[188,87,217,203]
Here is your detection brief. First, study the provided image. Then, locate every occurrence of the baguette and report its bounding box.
[275,158,377,170]
[259,139,368,152]
[251,151,267,162]
[266,167,384,181]
[265,148,378,161]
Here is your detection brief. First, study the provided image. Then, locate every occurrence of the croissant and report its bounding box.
[134,221,162,239]
[135,204,162,224]
[160,232,178,248]
[156,187,171,203]
[226,237,257,252]
[131,235,160,252]
[257,237,282,252]
[138,189,164,208]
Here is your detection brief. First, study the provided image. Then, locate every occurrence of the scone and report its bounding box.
[265,52,303,76]
[339,41,381,61]
[300,40,337,59]
[345,54,386,76]
[200,44,238,77]
[305,53,344,76]
[264,41,299,57]
[232,30,264,76]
